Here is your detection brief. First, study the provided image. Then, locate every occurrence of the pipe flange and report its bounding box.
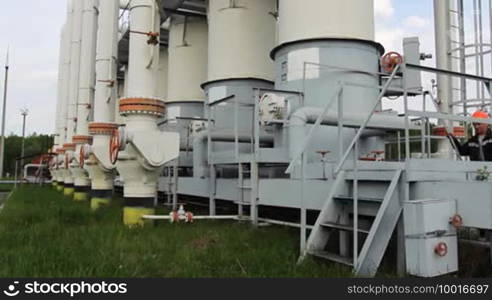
[63,143,76,151]
[73,135,94,145]
[89,122,119,135]
[119,97,166,117]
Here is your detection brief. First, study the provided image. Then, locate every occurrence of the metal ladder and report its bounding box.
[236,163,251,216]
[300,168,403,277]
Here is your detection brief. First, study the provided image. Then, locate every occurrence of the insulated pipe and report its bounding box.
[434,0,455,158]
[193,130,274,178]
[64,0,84,193]
[52,24,68,184]
[116,0,179,227]
[71,0,99,201]
[57,1,74,187]
[54,25,67,151]
[85,0,120,207]
[59,1,73,149]
[287,107,411,160]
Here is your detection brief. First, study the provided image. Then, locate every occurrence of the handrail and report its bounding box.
[334,65,402,175]
[285,84,343,174]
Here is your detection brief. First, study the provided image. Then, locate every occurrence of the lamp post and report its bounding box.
[0,48,9,178]
[20,108,28,169]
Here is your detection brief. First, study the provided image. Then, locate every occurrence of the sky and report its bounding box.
[0,0,449,136]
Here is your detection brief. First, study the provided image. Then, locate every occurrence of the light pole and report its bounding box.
[0,48,9,178]
[20,108,28,169]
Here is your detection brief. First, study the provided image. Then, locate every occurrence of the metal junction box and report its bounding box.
[404,199,458,277]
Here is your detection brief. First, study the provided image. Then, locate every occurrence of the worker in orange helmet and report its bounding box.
[448,110,492,161]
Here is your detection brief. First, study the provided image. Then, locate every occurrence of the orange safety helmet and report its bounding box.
[472,110,490,119]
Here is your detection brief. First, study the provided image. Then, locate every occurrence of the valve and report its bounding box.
[434,242,448,257]
[109,128,125,165]
[449,214,463,229]
[79,144,91,168]
[381,51,404,73]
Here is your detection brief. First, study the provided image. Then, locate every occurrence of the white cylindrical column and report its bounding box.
[72,0,99,197]
[54,24,67,149]
[66,0,83,142]
[278,0,375,45]
[64,0,83,189]
[167,16,208,102]
[76,0,99,137]
[59,1,73,148]
[126,0,160,97]
[94,0,119,124]
[434,0,454,157]
[86,0,120,204]
[207,0,276,82]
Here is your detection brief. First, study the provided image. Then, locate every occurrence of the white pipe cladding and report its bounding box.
[207,0,276,82]
[59,1,73,145]
[94,0,119,123]
[127,0,160,98]
[157,47,169,100]
[278,0,375,44]
[66,0,83,141]
[167,16,208,102]
[76,0,99,136]
[54,24,67,147]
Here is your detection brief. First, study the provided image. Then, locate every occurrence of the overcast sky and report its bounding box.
[0,0,438,136]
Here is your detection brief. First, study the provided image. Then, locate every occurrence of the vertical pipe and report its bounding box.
[433,0,454,158]
[54,26,67,150]
[94,0,119,124]
[66,0,84,143]
[59,1,74,147]
[76,0,99,137]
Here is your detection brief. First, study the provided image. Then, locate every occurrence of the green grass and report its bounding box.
[0,185,351,278]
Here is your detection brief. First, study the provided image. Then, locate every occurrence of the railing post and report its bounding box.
[353,138,359,268]
[402,63,411,160]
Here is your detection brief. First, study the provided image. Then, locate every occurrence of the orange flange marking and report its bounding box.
[89,122,119,135]
[119,97,166,116]
[73,135,94,145]
[63,143,76,151]
[432,126,465,138]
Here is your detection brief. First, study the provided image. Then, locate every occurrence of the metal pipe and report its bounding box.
[71,0,99,191]
[66,0,84,143]
[433,0,454,158]
[192,130,274,178]
[85,0,120,194]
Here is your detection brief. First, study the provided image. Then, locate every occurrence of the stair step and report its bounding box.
[320,222,370,234]
[334,195,383,204]
[309,251,354,267]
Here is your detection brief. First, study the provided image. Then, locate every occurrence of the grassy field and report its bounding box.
[0,185,352,278]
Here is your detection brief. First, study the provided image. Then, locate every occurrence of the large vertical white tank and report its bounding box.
[278,0,375,45]
[207,0,276,82]
[167,16,208,102]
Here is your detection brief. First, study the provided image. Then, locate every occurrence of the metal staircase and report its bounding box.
[300,168,403,277]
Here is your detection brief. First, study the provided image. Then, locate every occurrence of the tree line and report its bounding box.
[2,133,54,177]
